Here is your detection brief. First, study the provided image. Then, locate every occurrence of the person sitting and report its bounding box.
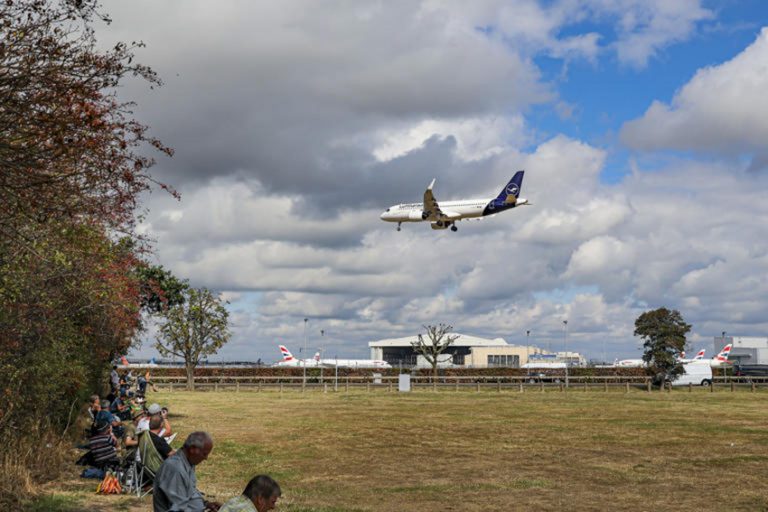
[219,475,281,512]
[111,390,131,421]
[147,402,173,439]
[87,421,120,469]
[153,432,220,512]
[87,394,101,422]
[148,414,175,460]
[95,399,124,437]
[123,408,150,452]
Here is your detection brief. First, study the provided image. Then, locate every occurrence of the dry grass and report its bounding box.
[34,387,768,511]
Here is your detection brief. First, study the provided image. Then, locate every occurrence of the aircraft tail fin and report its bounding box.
[120,355,129,365]
[495,170,524,204]
[715,343,732,362]
[279,345,295,361]
[693,349,706,360]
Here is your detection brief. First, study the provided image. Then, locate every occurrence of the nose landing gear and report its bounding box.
[397,222,402,232]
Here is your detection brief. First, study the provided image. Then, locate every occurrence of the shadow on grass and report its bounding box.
[23,495,82,512]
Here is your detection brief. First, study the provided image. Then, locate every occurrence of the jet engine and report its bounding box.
[409,210,428,221]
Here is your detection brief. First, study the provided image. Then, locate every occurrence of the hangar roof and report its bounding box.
[369,333,508,348]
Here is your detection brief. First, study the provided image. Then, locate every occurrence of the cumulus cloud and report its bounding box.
[109,2,766,364]
[621,27,768,160]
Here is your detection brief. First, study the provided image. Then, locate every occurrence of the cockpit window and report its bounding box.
[385,208,390,212]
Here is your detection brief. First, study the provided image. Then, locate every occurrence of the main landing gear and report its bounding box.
[450,224,458,232]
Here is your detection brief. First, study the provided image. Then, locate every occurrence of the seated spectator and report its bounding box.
[111,390,131,421]
[88,421,120,469]
[123,408,150,451]
[95,399,124,438]
[149,414,175,460]
[147,402,173,438]
[153,432,220,512]
[87,394,100,422]
[220,475,281,512]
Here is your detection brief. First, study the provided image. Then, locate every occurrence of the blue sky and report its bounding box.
[100,1,768,363]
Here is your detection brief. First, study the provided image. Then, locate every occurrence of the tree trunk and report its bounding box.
[186,363,195,391]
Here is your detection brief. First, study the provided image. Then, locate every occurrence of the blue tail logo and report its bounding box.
[495,170,524,204]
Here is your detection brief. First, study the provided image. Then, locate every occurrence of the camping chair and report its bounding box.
[124,431,165,497]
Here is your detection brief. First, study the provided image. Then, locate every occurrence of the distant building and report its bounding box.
[368,334,583,368]
[719,336,768,365]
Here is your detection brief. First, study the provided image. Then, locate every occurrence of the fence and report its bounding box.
[150,375,768,393]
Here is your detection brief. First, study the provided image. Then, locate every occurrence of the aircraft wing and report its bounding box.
[423,179,445,220]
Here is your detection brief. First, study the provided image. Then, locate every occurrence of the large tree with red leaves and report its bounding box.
[0,1,173,501]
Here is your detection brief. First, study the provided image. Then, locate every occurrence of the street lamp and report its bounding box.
[526,330,531,365]
[563,320,569,388]
[303,318,308,385]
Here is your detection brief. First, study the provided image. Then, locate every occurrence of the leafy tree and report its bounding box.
[155,288,232,390]
[137,264,189,314]
[412,324,459,381]
[634,308,692,385]
[0,1,171,502]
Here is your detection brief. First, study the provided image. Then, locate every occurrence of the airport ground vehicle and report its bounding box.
[670,361,712,387]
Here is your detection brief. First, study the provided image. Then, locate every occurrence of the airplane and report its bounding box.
[380,170,529,232]
[117,356,159,368]
[709,343,732,368]
[273,345,321,368]
[316,355,392,369]
[276,345,391,369]
[615,349,707,368]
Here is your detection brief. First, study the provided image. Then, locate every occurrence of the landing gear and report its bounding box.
[450,224,458,232]
[397,222,402,232]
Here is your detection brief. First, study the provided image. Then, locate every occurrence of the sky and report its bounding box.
[95,0,768,363]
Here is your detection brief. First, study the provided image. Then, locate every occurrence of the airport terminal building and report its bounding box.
[369,334,585,368]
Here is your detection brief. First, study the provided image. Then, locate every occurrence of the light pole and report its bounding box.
[303,318,308,386]
[319,329,325,383]
[563,320,569,388]
[526,330,531,366]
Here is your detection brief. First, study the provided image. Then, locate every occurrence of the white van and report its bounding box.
[671,361,713,387]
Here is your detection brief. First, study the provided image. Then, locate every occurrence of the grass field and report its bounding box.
[35,387,768,511]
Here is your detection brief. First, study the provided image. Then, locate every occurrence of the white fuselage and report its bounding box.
[380,198,491,223]
[273,359,321,368]
[318,358,391,369]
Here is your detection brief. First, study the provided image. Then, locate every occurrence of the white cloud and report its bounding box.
[372,115,527,162]
[621,27,768,155]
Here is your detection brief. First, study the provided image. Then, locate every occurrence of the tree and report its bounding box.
[0,1,171,503]
[156,288,231,390]
[634,308,692,386]
[137,264,189,315]
[412,324,459,381]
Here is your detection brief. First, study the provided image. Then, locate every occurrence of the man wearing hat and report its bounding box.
[88,421,119,469]
[123,408,150,451]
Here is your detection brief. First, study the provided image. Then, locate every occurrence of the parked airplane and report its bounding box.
[316,355,392,369]
[615,349,706,368]
[380,171,529,232]
[276,345,391,369]
[273,345,321,368]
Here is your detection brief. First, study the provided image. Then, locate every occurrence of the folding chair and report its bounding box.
[124,431,165,497]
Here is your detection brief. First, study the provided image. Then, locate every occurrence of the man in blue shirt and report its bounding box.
[153,431,221,512]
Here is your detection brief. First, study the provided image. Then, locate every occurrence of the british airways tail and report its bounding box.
[279,345,295,361]
[494,170,524,204]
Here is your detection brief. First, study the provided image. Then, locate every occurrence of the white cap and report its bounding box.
[147,403,162,415]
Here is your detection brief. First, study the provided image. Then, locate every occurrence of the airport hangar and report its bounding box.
[368,334,586,368]
[721,336,768,365]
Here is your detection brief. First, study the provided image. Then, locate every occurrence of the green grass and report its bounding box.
[45,388,768,511]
